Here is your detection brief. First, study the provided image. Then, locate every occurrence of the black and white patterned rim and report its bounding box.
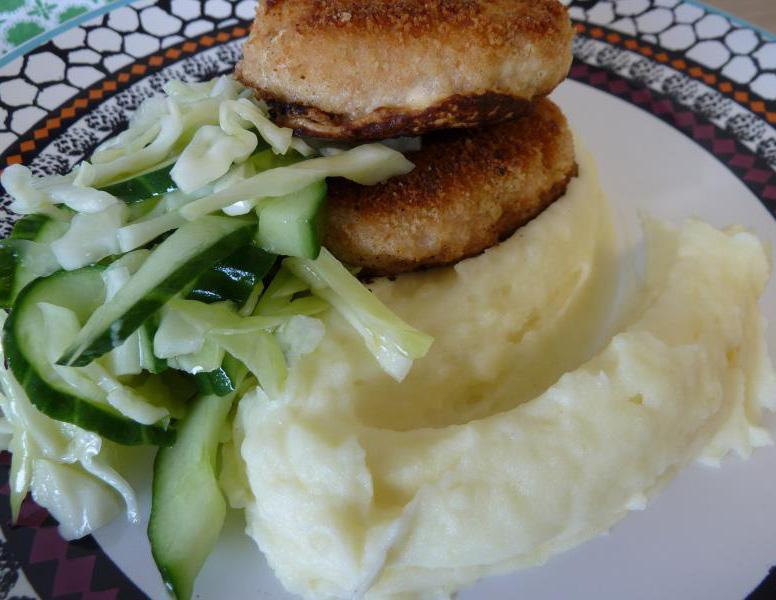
[0,1,775,598]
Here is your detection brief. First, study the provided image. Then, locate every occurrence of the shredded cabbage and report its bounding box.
[154,299,286,359]
[154,298,290,396]
[285,248,433,381]
[87,100,185,186]
[31,459,124,540]
[239,281,265,316]
[0,312,139,537]
[220,98,294,156]
[90,78,243,177]
[168,338,225,375]
[171,94,316,194]
[251,267,329,320]
[40,302,107,399]
[117,190,202,253]
[1,163,122,218]
[216,162,259,216]
[255,267,309,312]
[103,265,142,376]
[180,143,415,220]
[0,414,13,450]
[154,302,207,359]
[101,253,151,376]
[117,211,186,253]
[163,75,242,104]
[3,238,62,292]
[51,203,126,270]
[171,124,258,194]
[38,302,169,426]
[106,248,151,275]
[48,183,119,214]
[91,97,168,164]
[214,331,286,399]
[86,95,229,187]
[0,72,432,550]
[86,362,169,426]
[1,165,61,217]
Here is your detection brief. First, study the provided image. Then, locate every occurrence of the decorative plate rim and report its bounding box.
[0,1,775,599]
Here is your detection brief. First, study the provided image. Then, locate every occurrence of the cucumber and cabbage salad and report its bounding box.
[0,75,431,599]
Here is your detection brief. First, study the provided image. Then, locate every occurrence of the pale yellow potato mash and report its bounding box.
[225,146,775,599]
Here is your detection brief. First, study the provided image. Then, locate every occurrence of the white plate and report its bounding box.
[1,1,775,598]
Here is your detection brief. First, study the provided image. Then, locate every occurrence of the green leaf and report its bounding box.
[58,5,88,23]
[0,0,25,14]
[5,21,44,46]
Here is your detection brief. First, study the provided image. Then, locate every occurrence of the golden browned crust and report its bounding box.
[323,98,577,276]
[265,92,532,140]
[236,0,573,140]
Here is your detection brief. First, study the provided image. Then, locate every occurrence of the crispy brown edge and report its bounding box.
[269,93,533,140]
[233,68,535,140]
[345,163,578,277]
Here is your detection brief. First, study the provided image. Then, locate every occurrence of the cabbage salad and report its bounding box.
[0,75,432,599]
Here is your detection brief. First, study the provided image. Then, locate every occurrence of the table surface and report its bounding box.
[703,0,776,34]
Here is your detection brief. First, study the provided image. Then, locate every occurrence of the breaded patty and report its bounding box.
[323,98,576,275]
[236,0,573,140]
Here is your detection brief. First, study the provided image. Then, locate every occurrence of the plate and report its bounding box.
[1,1,775,598]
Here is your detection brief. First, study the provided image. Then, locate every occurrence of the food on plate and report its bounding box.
[0,75,432,599]
[324,97,576,275]
[0,0,774,598]
[235,162,776,598]
[236,0,574,139]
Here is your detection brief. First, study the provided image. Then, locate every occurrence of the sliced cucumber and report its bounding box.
[148,391,236,600]
[256,180,326,259]
[99,160,177,204]
[139,319,168,374]
[106,148,293,207]
[187,244,276,305]
[0,215,69,308]
[58,216,256,367]
[10,214,66,242]
[0,244,17,308]
[2,268,173,445]
[193,353,246,397]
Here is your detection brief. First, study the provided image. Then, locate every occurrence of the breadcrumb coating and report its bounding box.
[324,98,577,275]
[237,0,573,139]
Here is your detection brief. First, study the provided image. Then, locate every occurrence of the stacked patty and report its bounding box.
[238,0,575,274]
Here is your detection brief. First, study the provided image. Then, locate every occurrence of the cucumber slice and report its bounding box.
[193,353,245,397]
[0,215,69,308]
[99,161,177,204]
[139,319,168,374]
[187,244,276,305]
[58,216,256,367]
[148,391,235,600]
[10,214,66,242]
[103,147,290,206]
[2,268,173,445]
[256,180,326,259]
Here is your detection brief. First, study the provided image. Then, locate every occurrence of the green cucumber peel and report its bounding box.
[99,159,177,204]
[187,244,276,305]
[0,215,69,309]
[2,268,174,445]
[193,354,246,397]
[148,392,232,600]
[58,216,256,367]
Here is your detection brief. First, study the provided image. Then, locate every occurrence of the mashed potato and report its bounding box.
[230,148,775,599]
